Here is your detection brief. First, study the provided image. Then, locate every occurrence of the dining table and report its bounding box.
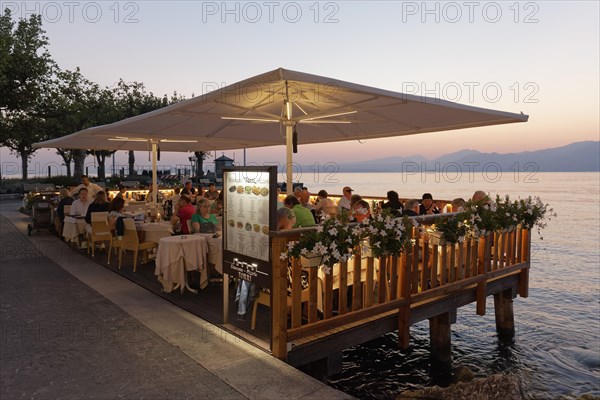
[193,232,223,274]
[154,235,208,294]
[137,220,174,243]
[62,216,88,244]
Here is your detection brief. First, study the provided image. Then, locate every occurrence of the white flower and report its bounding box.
[321,265,331,274]
[280,252,288,260]
[316,225,324,233]
[355,207,368,215]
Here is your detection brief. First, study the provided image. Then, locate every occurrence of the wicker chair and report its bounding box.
[118,218,158,272]
[87,212,111,257]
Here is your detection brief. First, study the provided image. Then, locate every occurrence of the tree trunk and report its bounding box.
[195,151,206,178]
[57,149,73,177]
[128,151,135,176]
[21,153,28,181]
[96,153,106,181]
[73,149,86,181]
[197,157,203,178]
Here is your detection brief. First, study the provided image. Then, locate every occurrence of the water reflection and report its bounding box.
[326,173,600,399]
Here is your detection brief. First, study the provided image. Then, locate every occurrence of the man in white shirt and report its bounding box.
[70,175,102,203]
[337,186,353,214]
[70,188,91,216]
[314,190,336,216]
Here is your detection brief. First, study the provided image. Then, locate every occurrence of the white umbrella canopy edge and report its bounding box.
[33,67,529,196]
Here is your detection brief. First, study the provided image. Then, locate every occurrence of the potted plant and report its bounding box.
[284,215,362,273]
[362,208,412,258]
[514,196,556,238]
[429,214,468,245]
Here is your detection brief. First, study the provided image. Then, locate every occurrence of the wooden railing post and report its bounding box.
[476,234,491,316]
[420,237,429,292]
[377,256,387,304]
[271,236,289,360]
[398,244,412,349]
[352,248,362,311]
[339,261,348,314]
[291,258,302,328]
[518,228,530,298]
[365,257,374,307]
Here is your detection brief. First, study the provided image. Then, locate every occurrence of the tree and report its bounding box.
[55,148,73,177]
[0,9,55,179]
[108,81,184,178]
[194,151,212,179]
[43,68,104,181]
[128,150,135,176]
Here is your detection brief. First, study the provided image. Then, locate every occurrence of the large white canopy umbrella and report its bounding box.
[34,67,528,201]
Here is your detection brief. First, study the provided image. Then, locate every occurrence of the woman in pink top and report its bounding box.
[171,195,195,234]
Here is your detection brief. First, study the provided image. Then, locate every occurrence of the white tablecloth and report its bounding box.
[138,221,173,243]
[194,233,223,274]
[62,216,87,242]
[155,235,208,293]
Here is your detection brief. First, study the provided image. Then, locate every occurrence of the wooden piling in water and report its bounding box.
[429,312,453,368]
[493,288,516,338]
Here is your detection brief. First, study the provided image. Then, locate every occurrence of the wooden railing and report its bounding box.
[269,215,531,360]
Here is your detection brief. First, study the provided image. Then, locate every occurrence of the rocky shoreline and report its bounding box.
[397,372,523,400]
[397,368,600,400]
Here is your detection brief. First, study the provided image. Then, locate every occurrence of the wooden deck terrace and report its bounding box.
[267,214,531,375]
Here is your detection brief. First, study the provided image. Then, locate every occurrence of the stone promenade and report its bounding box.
[0,204,352,400]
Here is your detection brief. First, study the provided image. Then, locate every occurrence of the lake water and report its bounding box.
[311,172,600,399]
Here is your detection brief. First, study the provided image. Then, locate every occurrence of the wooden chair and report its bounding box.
[118,218,158,272]
[251,287,310,331]
[87,212,111,257]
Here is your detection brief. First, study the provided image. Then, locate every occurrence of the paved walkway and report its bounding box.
[0,204,353,400]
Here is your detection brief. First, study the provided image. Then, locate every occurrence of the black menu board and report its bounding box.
[222,166,277,288]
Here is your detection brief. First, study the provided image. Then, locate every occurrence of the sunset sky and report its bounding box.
[1,1,599,176]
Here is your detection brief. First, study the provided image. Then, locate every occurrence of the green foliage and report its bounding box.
[283,209,413,272]
[363,208,412,257]
[432,195,555,242]
[42,175,78,188]
[285,215,363,272]
[0,9,186,181]
[433,215,467,244]
[0,9,55,178]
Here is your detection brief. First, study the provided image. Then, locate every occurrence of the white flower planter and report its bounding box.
[301,253,323,269]
[428,231,446,246]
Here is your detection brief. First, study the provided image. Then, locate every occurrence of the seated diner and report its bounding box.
[191,198,219,233]
[284,195,316,228]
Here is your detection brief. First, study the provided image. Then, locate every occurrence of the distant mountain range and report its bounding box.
[330,141,600,173]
